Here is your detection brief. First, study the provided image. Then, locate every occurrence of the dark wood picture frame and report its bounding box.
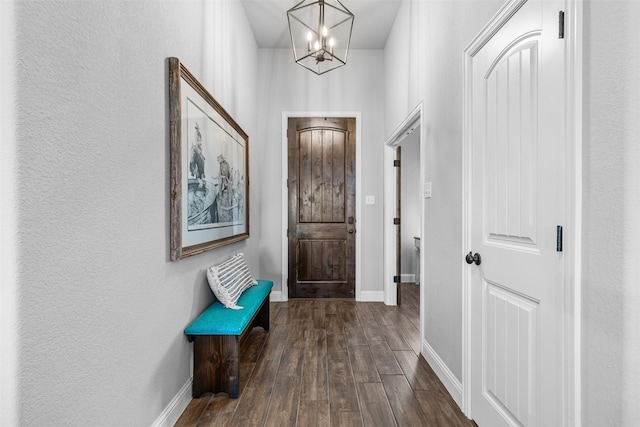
[168,57,249,261]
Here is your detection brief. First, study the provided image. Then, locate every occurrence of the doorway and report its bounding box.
[287,116,357,298]
[384,102,424,349]
[398,127,422,306]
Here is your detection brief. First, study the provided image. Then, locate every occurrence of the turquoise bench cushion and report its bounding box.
[184,280,273,336]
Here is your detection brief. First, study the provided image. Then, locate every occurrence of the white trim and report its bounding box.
[384,104,422,147]
[151,377,192,427]
[281,111,363,301]
[461,0,582,423]
[359,291,384,302]
[563,0,583,425]
[269,291,285,302]
[400,274,416,283]
[423,339,464,410]
[0,2,18,425]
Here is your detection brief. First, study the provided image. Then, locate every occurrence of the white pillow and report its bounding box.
[206,253,257,309]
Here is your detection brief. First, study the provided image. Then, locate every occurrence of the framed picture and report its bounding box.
[168,57,249,261]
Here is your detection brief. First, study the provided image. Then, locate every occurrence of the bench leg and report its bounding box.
[192,335,239,398]
[253,299,270,331]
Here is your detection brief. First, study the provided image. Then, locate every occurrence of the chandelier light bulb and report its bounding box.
[314,40,320,50]
[322,26,328,37]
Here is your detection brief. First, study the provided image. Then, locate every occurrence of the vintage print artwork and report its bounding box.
[169,57,249,261]
[186,101,245,230]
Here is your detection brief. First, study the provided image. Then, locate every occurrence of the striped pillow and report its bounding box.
[206,253,257,310]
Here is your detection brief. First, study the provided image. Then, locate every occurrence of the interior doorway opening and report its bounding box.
[384,101,424,347]
[398,127,422,305]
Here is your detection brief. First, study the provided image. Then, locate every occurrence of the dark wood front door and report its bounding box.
[288,117,356,298]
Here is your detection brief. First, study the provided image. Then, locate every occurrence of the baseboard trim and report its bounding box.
[151,377,192,427]
[422,339,463,409]
[359,291,384,302]
[400,273,416,283]
[270,291,286,302]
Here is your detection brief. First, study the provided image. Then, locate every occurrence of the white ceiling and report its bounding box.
[240,0,403,49]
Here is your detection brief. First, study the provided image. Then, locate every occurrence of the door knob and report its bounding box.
[465,252,481,265]
[348,229,354,234]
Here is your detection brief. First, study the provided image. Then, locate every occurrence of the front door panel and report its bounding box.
[288,117,356,298]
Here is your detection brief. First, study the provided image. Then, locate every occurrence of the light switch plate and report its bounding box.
[423,182,432,198]
[365,195,375,205]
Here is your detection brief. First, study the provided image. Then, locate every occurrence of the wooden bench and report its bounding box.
[184,279,272,398]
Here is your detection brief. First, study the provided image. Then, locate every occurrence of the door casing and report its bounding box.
[462,0,582,424]
[281,111,362,302]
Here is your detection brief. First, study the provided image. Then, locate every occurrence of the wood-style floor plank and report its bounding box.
[174,398,209,426]
[300,357,328,401]
[228,384,271,427]
[415,390,473,427]
[263,375,301,427]
[326,333,348,360]
[297,400,330,427]
[381,326,413,351]
[368,340,403,375]
[380,374,431,427]
[348,345,381,383]
[327,359,359,412]
[356,382,397,427]
[176,284,475,427]
[330,411,362,427]
[394,350,444,391]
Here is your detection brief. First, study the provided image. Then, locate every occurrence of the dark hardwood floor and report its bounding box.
[175,284,474,427]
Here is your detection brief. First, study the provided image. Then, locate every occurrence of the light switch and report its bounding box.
[365,195,376,205]
[423,182,432,199]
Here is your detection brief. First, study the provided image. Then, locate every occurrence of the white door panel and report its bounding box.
[469,0,566,426]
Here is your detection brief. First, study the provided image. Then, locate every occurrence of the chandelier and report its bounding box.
[287,0,354,75]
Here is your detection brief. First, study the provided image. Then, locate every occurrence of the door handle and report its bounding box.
[465,252,481,265]
[348,229,354,234]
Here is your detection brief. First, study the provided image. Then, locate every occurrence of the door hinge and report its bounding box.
[557,225,563,252]
[559,11,565,39]
[393,217,400,225]
[393,275,400,283]
[393,160,400,167]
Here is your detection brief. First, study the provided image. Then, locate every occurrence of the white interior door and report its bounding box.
[468,0,566,425]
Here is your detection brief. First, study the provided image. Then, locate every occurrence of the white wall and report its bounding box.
[384,0,502,383]
[582,0,640,425]
[1,1,259,425]
[256,49,386,298]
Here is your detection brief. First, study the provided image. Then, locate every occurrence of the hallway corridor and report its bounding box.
[175,284,473,426]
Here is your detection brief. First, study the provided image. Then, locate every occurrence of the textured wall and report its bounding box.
[255,49,386,297]
[384,0,502,382]
[582,0,640,425]
[5,1,259,425]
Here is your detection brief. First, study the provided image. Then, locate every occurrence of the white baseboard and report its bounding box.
[151,377,192,427]
[400,273,416,283]
[358,291,384,302]
[422,339,463,410]
[270,291,286,302]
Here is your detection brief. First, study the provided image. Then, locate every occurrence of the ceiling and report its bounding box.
[239,0,403,49]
